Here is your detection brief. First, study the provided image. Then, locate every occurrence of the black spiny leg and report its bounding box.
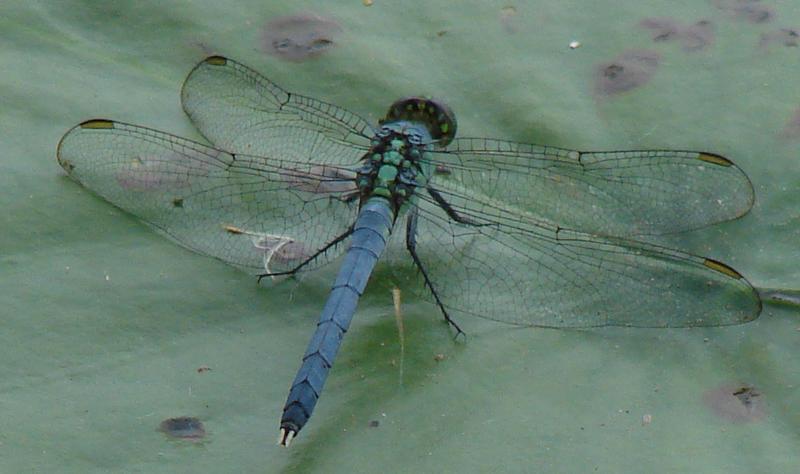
[427,186,483,226]
[405,209,465,338]
[257,226,354,283]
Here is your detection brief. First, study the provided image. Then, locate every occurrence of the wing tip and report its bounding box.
[55,149,74,174]
[182,56,230,111]
[56,119,116,173]
[700,258,763,325]
[698,152,756,216]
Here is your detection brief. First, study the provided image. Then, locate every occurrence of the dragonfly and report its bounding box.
[56,56,761,447]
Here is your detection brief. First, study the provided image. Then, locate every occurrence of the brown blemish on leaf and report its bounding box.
[682,20,715,51]
[760,28,800,50]
[262,14,342,62]
[159,416,206,440]
[713,0,774,24]
[640,18,714,52]
[640,17,681,42]
[594,50,661,96]
[703,383,766,423]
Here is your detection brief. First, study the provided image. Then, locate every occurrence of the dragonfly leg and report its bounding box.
[258,226,354,282]
[426,186,482,226]
[405,210,465,338]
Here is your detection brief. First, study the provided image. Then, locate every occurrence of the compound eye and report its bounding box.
[383,97,457,147]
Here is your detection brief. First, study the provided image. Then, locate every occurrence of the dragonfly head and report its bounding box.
[380,97,457,147]
[376,123,431,150]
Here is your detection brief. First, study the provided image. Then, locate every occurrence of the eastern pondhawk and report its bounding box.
[56,56,761,446]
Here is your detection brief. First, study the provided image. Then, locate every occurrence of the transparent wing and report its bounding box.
[56,120,361,274]
[403,184,760,328]
[180,55,373,160]
[425,138,754,236]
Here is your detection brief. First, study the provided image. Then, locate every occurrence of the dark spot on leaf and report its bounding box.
[640,18,714,52]
[308,38,334,52]
[369,420,380,427]
[703,383,766,423]
[760,28,800,49]
[732,386,760,405]
[172,197,183,208]
[713,0,774,24]
[159,416,206,440]
[262,14,341,62]
[604,64,624,79]
[682,20,715,51]
[640,17,680,42]
[595,50,660,96]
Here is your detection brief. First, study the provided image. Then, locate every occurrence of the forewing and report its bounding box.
[405,186,760,328]
[181,56,373,161]
[56,120,360,274]
[426,138,754,236]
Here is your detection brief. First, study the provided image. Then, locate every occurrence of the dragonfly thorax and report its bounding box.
[355,96,459,213]
[357,125,431,211]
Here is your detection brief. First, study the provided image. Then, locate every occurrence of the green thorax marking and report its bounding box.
[371,138,409,199]
[356,130,432,215]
